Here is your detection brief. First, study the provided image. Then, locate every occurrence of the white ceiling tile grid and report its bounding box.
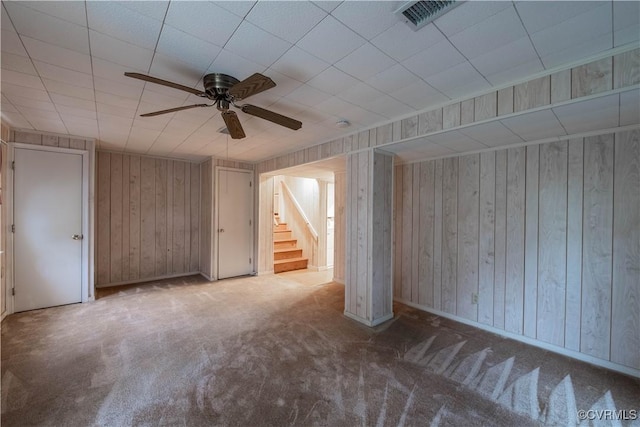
[0,0,637,163]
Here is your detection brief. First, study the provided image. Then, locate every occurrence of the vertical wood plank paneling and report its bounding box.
[58,137,70,148]
[190,163,200,272]
[441,157,458,314]
[357,152,369,318]
[551,69,572,103]
[505,147,525,334]
[42,135,58,147]
[433,159,443,310]
[581,134,614,360]
[166,161,174,275]
[457,154,479,321]
[129,155,141,280]
[334,172,346,283]
[474,92,497,121]
[69,138,85,150]
[497,87,514,116]
[613,48,640,88]
[401,164,413,301]
[110,153,124,284]
[418,109,443,135]
[461,99,474,125]
[565,139,583,351]
[514,76,550,112]
[184,163,191,271]
[200,160,212,277]
[523,145,539,339]
[411,165,420,301]
[121,155,130,280]
[140,157,156,278]
[384,155,393,315]
[349,153,358,314]
[537,141,568,346]
[478,152,495,325]
[401,116,418,139]
[154,160,168,276]
[572,57,612,98]
[393,165,403,298]
[443,103,461,129]
[493,150,507,329]
[611,129,640,369]
[97,152,111,285]
[172,161,185,273]
[418,161,435,307]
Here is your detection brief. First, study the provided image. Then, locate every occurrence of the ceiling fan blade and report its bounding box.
[140,104,209,117]
[221,110,246,139]
[228,73,276,100]
[241,104,302,130]
[124,72,206,97]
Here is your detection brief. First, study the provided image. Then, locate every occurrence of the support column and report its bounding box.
[344,148,394,326]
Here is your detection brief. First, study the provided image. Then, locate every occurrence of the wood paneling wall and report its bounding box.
[96,152,200,286]
[333,172,346,284]
[11,130,91,150]
[393,129,640,371]
[281,180,318,268]
[257,175,274,274]
[346,150,393,325]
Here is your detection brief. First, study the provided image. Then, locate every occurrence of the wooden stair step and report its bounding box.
[274,248,303,260]
[274,257,308,273]
[274,223,288,231]
[274,238,297,249]
[274,230,292,239]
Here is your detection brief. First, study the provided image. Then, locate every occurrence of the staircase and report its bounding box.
[273,215,308,273]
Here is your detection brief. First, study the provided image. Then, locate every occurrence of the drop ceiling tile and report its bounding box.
[389,80,448,110]
[262,69,304,98]
[449,6,527,60]
[470,36,540,78]
[530,3,612,58]
[89,30,155,72]
[0,97,19,113]
[297,16,366,64]
[1,4,15,30]
[15,105,60,122]
[338,82,384,106]
[207,49,266,82]
[285,84,332,108]
[31,117,68,134]
[33,60,93,89]
[91,58,146,88]
[433,1,512,37]
[372,21,445,62]
[334,43,396,81]
[540,32,612,69]
[307,66,360,96]
[22,36,92,74]
[148,54,204,89]
[553,94,619,134]
[65,123,99,139]
[95,91,140,111]
[269,46,329,83]
[128,126,162,144]
[98,112,134,128]
[246,1,326,44]
[56,105,97,120]
[1,52,38,75]
[215,1,257,18]
[61,116,99,130]
[118,1,169,21]
[484,58,545,87]
[225,21,292,68]
[93,77,143,102]
[613,0,640,47]
[459,121,524,147]
[2,83,50,103]
[501,109,566,141]
[165,2,242,47]
[312,1,343,13]
[42,78,95,102]
[17,1,88,27]
[366,63,419,95]
[4,2,89,53]
[515,0,603,35]
[1,111,33,129]
[156,25,222,71]
[133,109,173,130]
[96,102,137,120]
[620,90,640,127]
[401,39,465,80]
[295,108,335,125]
[365,95,414,119]
[426,130,487,152]
[86,2,162,49]
[50,93,97,111]
[425,62,490,99]
[314,96,358,116]
[5,96,56,113]
[332,1,399,40]
[1,29,29,57]
[140,89,189,112]
[1,69,44,90]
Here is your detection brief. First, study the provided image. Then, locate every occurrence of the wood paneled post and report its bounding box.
[345,148,394,326]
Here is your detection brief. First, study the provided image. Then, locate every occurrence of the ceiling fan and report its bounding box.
[124,72,302,139]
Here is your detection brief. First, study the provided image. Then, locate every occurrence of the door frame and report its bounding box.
[214,166,255,280]
[6,143,91,314]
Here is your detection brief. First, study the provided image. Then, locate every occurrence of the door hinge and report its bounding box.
[249,219,252,226]
[249,257,252,264]
[11,288,15,296]
[249,181,252,187]
[11,224,15,233]
[11,161,15,170]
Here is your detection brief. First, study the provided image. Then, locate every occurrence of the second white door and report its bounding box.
[217,168,253,279]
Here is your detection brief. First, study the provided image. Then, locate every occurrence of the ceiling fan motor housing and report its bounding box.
[203,73,240,100]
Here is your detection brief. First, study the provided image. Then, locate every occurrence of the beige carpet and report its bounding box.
[2,273,638,426]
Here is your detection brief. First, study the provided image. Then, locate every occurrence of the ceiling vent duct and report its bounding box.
[395,1,461,31]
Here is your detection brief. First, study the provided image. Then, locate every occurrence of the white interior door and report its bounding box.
[14,147,83,312]
[217,168,253,279]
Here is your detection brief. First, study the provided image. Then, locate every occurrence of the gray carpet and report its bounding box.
[1,274,639,426]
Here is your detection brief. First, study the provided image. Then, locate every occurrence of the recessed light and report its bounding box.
[335,119,350,128]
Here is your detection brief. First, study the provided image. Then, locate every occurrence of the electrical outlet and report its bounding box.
[472,293,478,304]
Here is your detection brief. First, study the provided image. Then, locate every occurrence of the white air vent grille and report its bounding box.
[395,1,461,31]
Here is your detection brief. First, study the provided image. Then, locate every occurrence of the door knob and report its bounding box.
[72,234,83,240]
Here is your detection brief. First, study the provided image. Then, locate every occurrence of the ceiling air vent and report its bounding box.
[395,1,461,31]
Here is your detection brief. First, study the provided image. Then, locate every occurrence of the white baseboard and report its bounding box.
[395,297,640,379]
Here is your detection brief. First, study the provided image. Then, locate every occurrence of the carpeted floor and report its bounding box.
[1,273,638,426]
